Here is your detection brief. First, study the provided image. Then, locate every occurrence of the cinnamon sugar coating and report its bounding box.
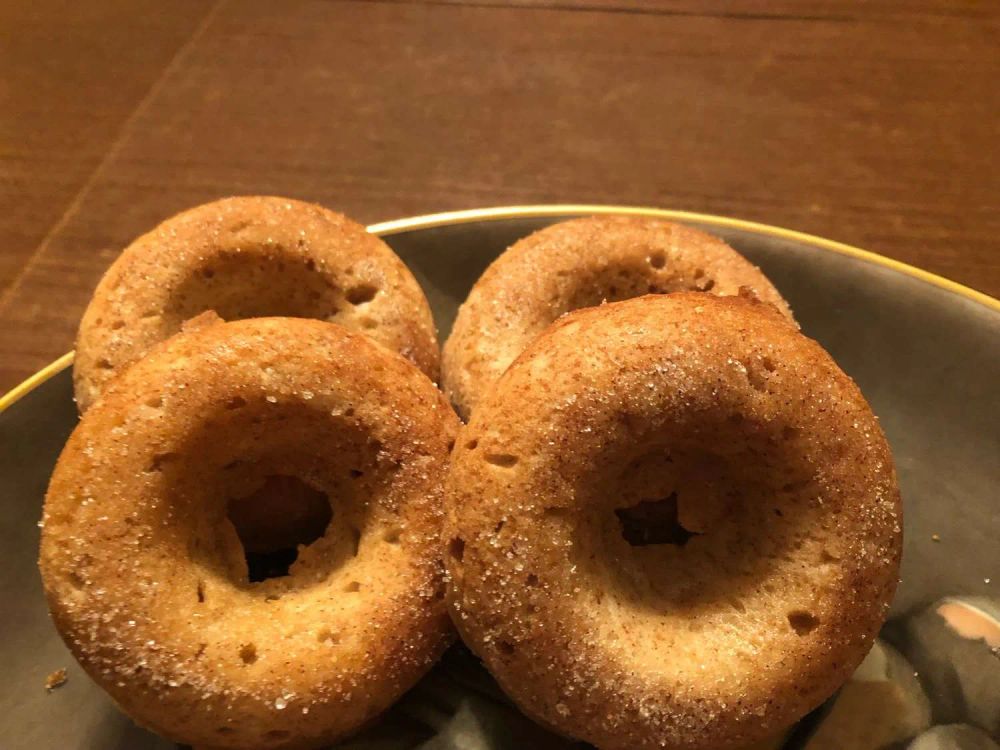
[444,294,900,750]
[42,318,459,749]
[443,216,792,418]
[75,197,439,412]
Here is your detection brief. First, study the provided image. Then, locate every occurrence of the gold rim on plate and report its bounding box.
[2,204,997,414]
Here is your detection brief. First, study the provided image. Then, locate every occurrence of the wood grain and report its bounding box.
[1,0,997,390]
[0,0,213,295]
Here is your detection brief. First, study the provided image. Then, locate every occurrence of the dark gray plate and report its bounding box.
[2,207,998,750]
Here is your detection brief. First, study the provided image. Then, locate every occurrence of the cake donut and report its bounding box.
[74,196,439,412]
[40,317,459,749]
[444,293,901,750]
[442,216,793,418]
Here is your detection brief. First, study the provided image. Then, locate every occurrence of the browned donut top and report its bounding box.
[445,294,900,750]
[74,196,439,412]
[42,318,459,750]
[442,216,793,418]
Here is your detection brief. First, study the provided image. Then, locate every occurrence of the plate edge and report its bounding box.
[2,204,997,413]
[370,205,1000,312]
[0,351,74,414]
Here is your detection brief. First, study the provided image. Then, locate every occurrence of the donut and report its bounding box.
[74,196,439,413]
[40,317,459,749]
[444,293,901,750]
[442,215,793,417]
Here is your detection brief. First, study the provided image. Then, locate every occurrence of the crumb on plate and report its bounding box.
[45,669,67,692]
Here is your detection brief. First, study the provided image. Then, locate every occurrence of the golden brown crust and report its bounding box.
[41,318,460,749]
[444,294,901,750]
[442,216,793,418]
[74,196,439,412]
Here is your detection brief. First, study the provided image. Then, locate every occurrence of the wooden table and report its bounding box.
[2,0,997,391]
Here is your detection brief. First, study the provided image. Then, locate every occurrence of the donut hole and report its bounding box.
[690,268,718,292]
[67,570,87,590]
[225,396,247,410]
[485,453,519,468]
[573,425,825,621]
[172,399,382,591]
[239,643,258,664]
[317,628,340,645]
[383,527,402,544]
[787,610,820,635]
[567,270,656,307]
[167,250,343,325]
[740,355,781,392]
[615,493,702,547]
[227,475,333,582]
[346,284,378,305]
[147,452,180,472]
[553,259,711,321]
[349,526,361,556]
[741,360,770,391]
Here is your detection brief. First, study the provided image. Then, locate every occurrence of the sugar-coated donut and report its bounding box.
[41,317,459,749]
[442,216,793,417]
[74,196,439,412]
[444,294,901,750]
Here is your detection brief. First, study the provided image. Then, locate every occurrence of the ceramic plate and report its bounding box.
[2,206,998,750]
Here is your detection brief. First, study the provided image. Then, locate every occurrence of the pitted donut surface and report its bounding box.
[42,317,459,749]
[444,294,900,750]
